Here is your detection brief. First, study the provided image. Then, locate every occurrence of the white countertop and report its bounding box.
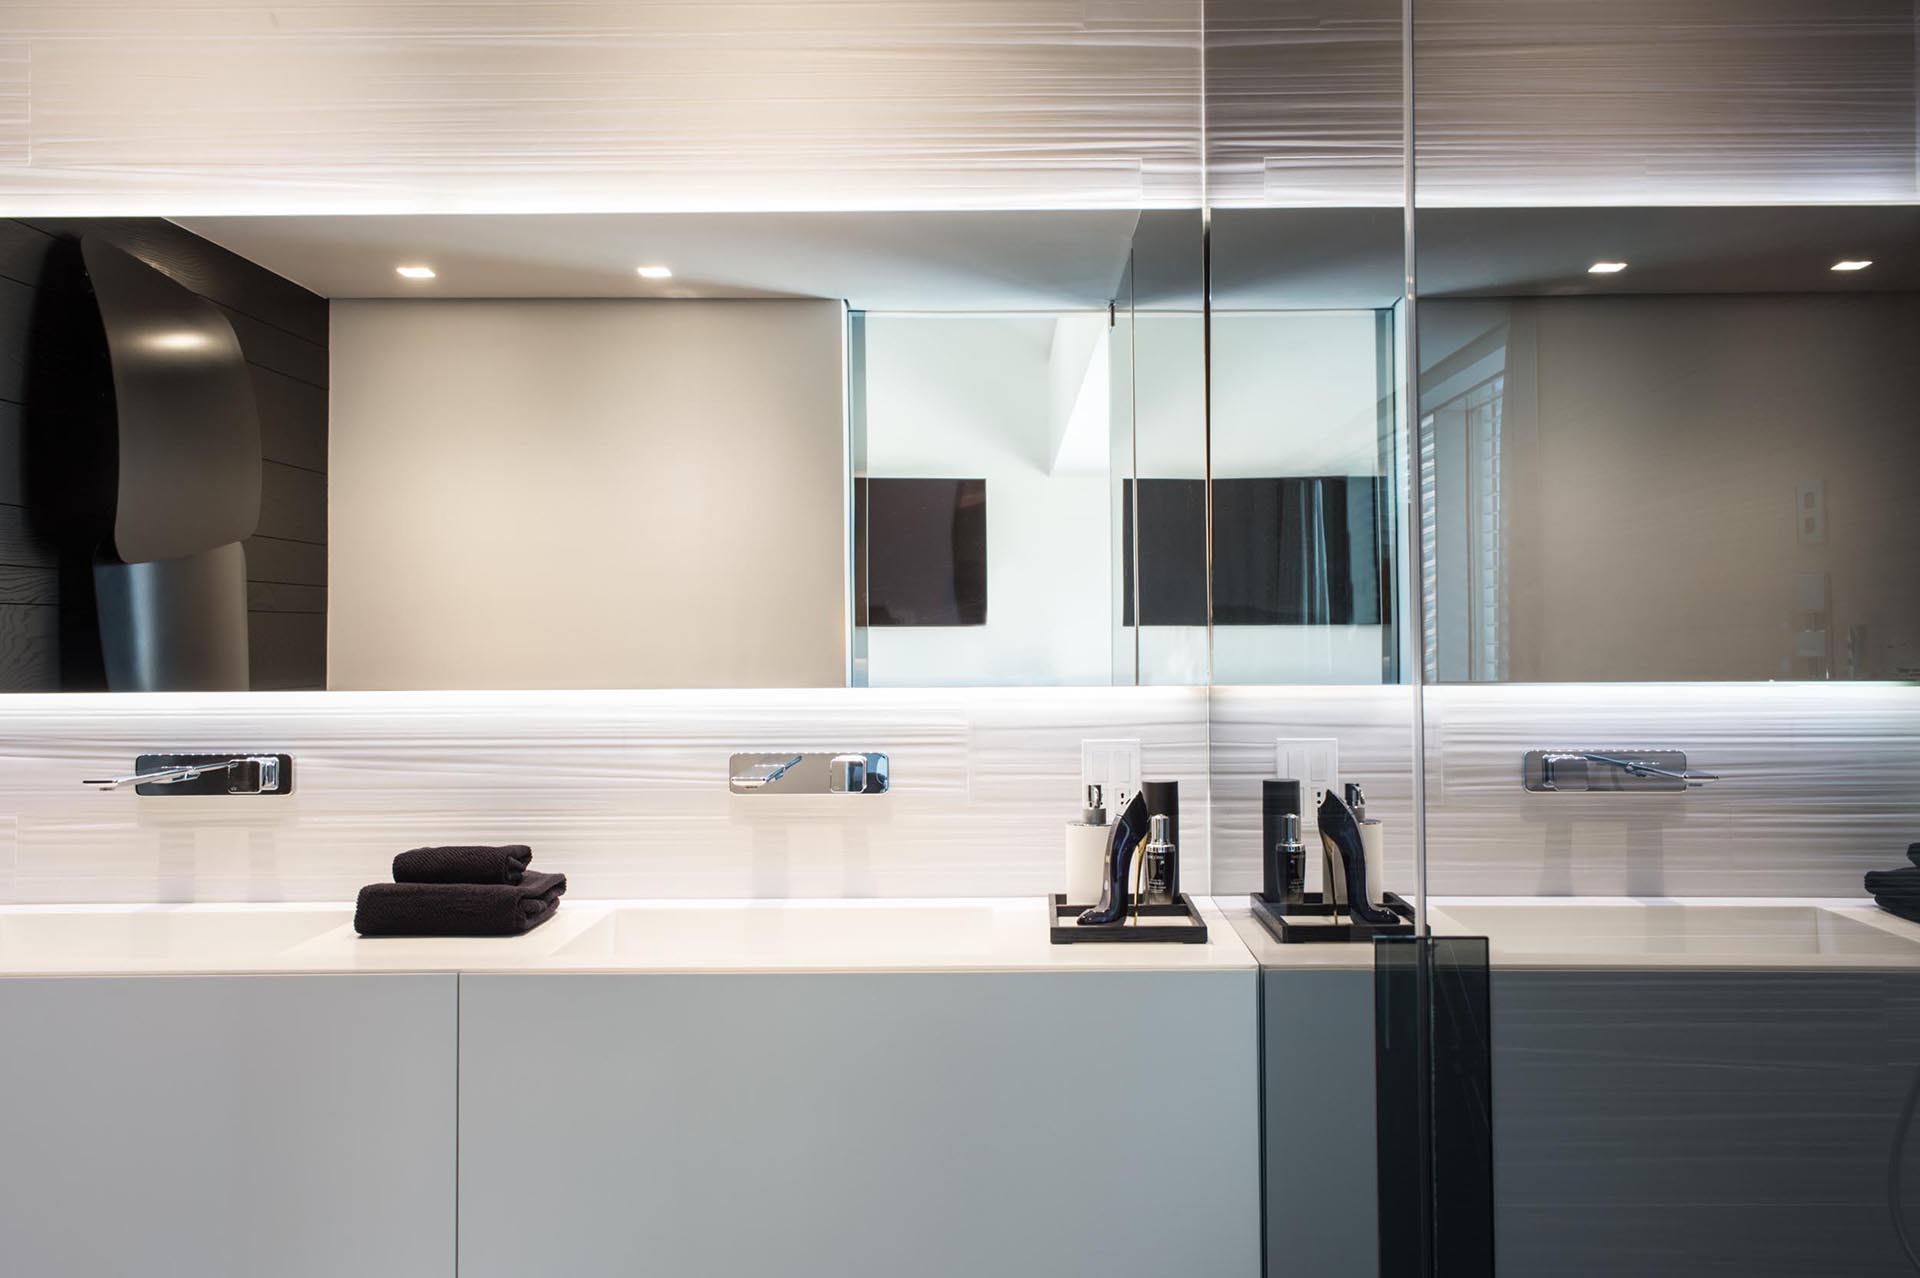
[0,896,1257,978]
[1225,894,1920,971]
[6,894,1917,977]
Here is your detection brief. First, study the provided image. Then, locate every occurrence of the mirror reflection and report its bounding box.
[1209,208,1408,686]
[8,0,1916,693]
[0,211,1207,692]
[1413,0,1920,683]
[1417,207,1920,682]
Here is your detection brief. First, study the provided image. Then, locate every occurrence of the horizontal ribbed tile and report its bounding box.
[0,2,1202,214]
[1425,683,1920,898]
[1212,682,1920,900]
[0,687,1208,904]
[1,682,1911,904]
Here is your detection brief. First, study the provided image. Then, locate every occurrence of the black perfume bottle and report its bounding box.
[1141,780,1180,899]
[1262,778,1302,901]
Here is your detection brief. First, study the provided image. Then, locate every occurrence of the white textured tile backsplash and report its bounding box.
[0,687,1207,904]
[2,682,1914,905]
[1423,683,1920,898]
[1212,682,1920,899]
[1209,684,1416,895]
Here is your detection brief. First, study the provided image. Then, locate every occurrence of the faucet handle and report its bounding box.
[829,753,889,795]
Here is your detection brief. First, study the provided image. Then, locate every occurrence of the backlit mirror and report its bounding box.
[1412,0,1920,682]
[0,210,1210,692]
[1204,0,1411,687]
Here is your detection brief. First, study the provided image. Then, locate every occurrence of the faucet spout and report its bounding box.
[1523,748,1716,793]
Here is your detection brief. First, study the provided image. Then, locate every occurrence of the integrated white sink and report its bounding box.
[1427,899,1920,965]
[0,905,346,970]
[551,897,1029,969]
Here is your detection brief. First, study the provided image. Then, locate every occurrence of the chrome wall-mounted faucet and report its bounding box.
[729,752,890,795]
[1523,749,1718,793]
[84,753,293,796]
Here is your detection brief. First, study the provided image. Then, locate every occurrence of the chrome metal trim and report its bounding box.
[729,752,890,795]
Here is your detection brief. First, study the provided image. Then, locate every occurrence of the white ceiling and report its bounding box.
[176,211,1143,310]
[178,203,1919,313]
[1211,206,1920,310]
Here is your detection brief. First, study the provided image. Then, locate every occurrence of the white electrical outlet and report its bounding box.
[1275,737,1339,823]
[1081,739,1142,811]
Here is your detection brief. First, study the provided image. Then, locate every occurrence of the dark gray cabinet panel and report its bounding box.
[1263,968,1380,1278]
[1494,969,1920,1276]
[0,975,457,1278]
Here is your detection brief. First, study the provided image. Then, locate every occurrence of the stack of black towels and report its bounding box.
[355,844,567,937]
[1865,844,1920,926]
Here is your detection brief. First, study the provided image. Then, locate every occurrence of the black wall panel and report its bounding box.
[0,218,328,691]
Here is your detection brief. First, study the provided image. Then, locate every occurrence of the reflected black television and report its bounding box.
[855,477,987,627]
[1123,477,1389,626]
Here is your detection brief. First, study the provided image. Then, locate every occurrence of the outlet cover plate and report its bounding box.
[1275,737,1340,821]
[1081,739,1142,811]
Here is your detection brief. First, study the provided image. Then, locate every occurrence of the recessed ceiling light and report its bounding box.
[1587,261,1628,274]
[635,265,674,279]
[142,330,210,352]
[1831,259,1873,272]
[395,265,436,280]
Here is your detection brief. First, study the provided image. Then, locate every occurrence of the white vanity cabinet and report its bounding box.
[456,970,1263,1277]
[0,975,457,1278]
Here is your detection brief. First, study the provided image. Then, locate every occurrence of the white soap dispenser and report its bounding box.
[1064,784,1110,905]
[1345,782,1387,908]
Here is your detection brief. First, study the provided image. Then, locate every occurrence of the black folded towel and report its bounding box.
[393,844,533,885]
[1866,866,1920,899]
[354,870,567,937]
[1909,843,1920,870]
[1875,897,1920,927]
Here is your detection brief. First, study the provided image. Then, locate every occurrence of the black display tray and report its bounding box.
[1250,889,1416,944]
[1049,893,1209,944]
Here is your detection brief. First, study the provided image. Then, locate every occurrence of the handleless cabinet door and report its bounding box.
[458,971,1262,1277]
[0,975,457,1278]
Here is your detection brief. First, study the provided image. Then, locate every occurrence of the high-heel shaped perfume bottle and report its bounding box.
[1316,788,1398,925]
[1078,790,1149,926]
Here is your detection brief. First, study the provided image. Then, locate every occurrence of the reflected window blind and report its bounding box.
[1465,375,1507,681]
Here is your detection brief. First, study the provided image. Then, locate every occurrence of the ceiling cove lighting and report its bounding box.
[395,264,437,280]
[1831,259,1873,272]
[1587,261,1628,274]
[635,265,674,279]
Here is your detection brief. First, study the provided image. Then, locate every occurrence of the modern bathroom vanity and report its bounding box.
[9,894,1920,1277]
[10,894,1918,1277]
[0,898,1263,1278]
[1224,898,1920,1278]
[1429,900,1920,1278]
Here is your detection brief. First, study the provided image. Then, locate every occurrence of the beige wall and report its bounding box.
[328,299,848,690]
[1424,293,1920,681]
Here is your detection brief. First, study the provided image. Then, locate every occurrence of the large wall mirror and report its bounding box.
[1411,0,1920,683]
[8,0,1915,693]
[0,209,1212,692]
[1203,0,1411,688]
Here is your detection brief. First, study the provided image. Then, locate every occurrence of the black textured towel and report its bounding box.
[392,844,532,885]
[354,871,566,937]
[1875,897,1920,928]
[1908,843,1920,870]
[1866,866,1920,899]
